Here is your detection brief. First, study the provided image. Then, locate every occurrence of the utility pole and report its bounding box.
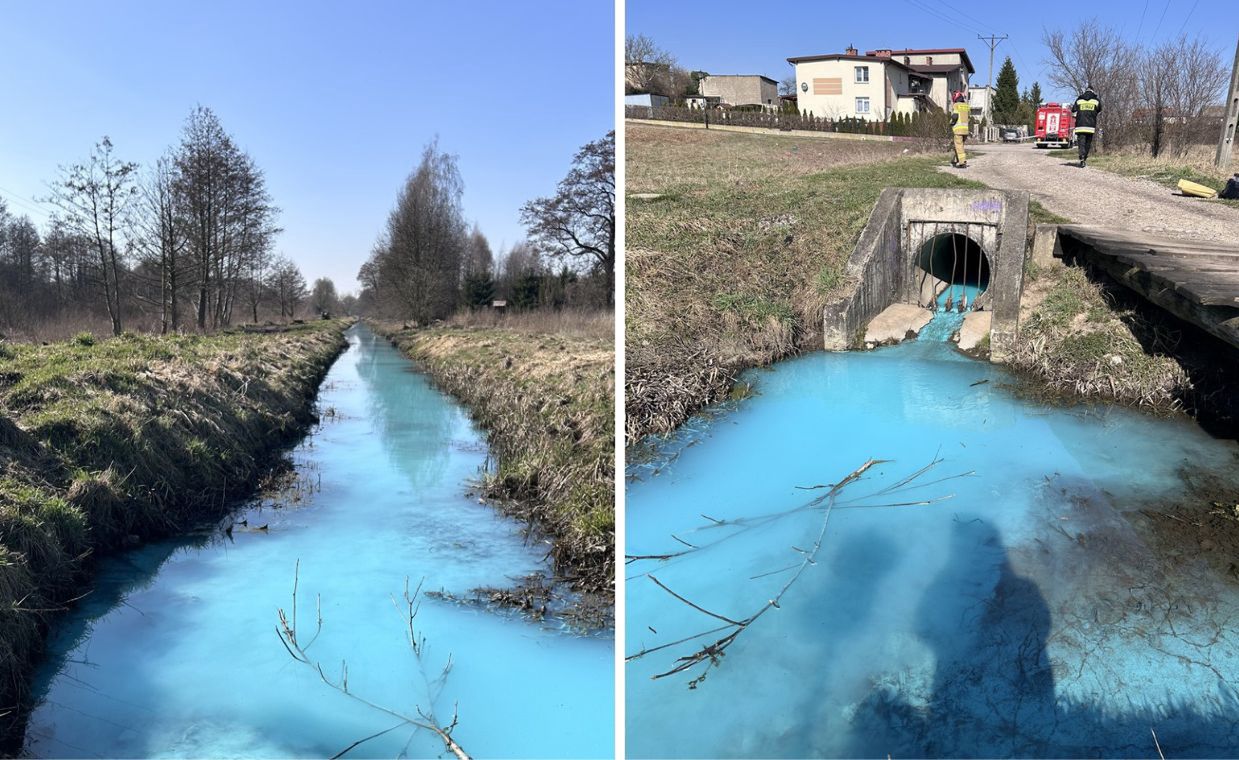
[977,34,1007,131]
[1216,35,1239,170]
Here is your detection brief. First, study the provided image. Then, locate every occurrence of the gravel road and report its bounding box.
[939,142,1239,242]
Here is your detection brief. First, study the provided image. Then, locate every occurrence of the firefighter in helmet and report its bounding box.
[949,90,971,168]
[1071,85,1102,167]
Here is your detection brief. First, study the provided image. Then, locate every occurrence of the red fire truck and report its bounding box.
[1034,103,1075,148]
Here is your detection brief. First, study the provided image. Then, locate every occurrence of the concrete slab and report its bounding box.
[864,303,934,346]
[957,311,992,351]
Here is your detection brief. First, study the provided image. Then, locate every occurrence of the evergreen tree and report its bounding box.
[1027,81,1043,109]
[463,272,495,308]
[992,56,1021,124]
[512,272,540,309]
[1019,81,1044,130]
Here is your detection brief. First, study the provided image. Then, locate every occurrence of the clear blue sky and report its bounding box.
[0,0,614,293]
[628,0,1237,103]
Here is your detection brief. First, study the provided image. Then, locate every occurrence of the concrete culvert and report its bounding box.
[916,233,991,310]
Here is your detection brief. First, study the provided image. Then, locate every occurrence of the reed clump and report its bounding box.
[0,320,347,746]
[372,321,614,597]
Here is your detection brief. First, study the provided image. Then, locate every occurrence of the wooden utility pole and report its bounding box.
[977,34,1008,130]
[1216,35,1239,170]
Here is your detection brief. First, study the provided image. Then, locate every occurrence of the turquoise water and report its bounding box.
[626,326,1239,758]
[25,324,612,758]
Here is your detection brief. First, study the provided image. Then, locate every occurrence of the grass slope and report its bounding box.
[626,123,982,443]
[0,321,347,744]
[374,323,614,596]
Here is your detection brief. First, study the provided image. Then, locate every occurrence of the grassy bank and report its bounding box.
[626,123,981,443]
[1048,145,1238,203]
[372,321,614,597]
[1015,250,1239,431]
[0,320,348,743]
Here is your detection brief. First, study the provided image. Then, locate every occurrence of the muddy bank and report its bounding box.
[370,321,614,606]
[1127,466,1239,583]
[0,321,348,749]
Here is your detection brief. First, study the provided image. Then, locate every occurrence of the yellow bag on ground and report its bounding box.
[1177,178,1219,198]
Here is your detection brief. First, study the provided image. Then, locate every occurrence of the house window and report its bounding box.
[856,97,870,114]
[855,66,869,83]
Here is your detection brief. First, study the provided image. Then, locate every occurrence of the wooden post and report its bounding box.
[1217,35,1239,169]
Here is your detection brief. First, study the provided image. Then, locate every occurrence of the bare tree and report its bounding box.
[461,224,493,278]
[520,131,615,305]
[1165,35,1230,155]
[268,256,307,318]
[1043,21,1142,147]
[309,277,338,316]
[1141,41,1177,157]
[779,75,798,97]
[625,34,677,95]
[48,136,138,335]
[359,140,466,323]
[131,155,189,332]
[174,106,280,330]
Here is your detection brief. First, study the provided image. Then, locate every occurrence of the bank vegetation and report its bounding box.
[374,321,614,598]
[0,320,347,745]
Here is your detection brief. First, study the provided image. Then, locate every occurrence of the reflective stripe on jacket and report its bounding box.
[1071,93,1101,134]
[951,102,970,135]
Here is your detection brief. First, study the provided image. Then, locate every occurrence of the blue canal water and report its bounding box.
[626,319,1239,758]
[25,324,612,758]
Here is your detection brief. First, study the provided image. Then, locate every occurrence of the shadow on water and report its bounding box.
[839,517,1239,758]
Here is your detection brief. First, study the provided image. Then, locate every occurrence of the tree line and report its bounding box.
[1042,23,1230,156]
[358,131,614,322]
[0,106,314,339]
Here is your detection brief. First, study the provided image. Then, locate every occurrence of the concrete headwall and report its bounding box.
[822,188,1029,361]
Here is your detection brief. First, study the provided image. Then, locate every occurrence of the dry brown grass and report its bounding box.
[441,309,613,341]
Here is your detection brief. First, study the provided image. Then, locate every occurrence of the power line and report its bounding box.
[0,185,53,221]
[923,0,992,35]
[901,0,972,33]
[1134,0,1150,45]
[1150,0,1172,41]
[1175,0,1201,38]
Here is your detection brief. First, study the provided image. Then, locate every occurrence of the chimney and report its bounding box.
[873,48,892,58]
[845,43,858,56]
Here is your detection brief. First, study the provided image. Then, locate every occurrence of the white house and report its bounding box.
[968,85,994,122]
[787,45,974,120]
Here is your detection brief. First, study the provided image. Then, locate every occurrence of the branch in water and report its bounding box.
[275,564,471,760]
[627,457,958,688]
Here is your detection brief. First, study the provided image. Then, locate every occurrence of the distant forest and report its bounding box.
[357,131,615,322]
[0,121,615,342]
[0,107,315,341]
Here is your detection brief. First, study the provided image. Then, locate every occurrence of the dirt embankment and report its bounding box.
[0,320,348,748]
[372,322,615,603]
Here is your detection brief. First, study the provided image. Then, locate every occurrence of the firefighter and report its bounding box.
[1071,85,1102,167]
[949,90,970,168]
